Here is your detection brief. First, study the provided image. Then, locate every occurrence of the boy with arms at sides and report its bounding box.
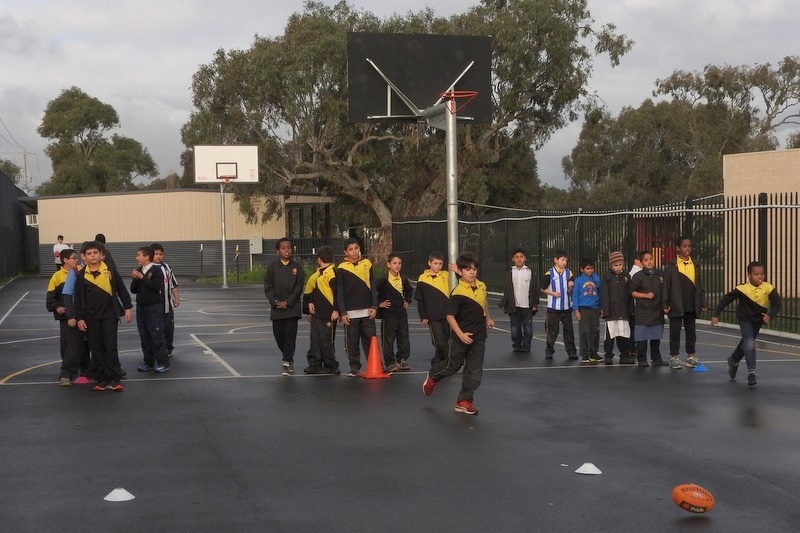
[499,247,538,353]
[302,246,341,375]
[572,258,603,363]
[540,250,577,360]
[711,261,781,387]
[663,236,707,369]
[422,252,494,416]
[601,251,633,365]
[264,238,306,376]
[629,252,667,367]
[46,248,82,385]
[373,252,414,372]
[74,241,133,391]
[151,243,180,357]
[337,238,377,377]
[414,251,451,367]
[131,246,170,374]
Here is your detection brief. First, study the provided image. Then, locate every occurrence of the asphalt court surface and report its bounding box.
[2,275,800,532]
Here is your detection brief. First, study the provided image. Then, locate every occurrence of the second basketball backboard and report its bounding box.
[347,32,492,124]
[194,145,259,184]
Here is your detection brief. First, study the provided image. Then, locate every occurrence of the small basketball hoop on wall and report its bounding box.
[440,90,478,115]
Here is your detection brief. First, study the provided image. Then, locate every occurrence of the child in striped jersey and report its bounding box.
[540,250,577,360]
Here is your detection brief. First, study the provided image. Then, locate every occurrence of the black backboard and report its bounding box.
[347,32,492,124]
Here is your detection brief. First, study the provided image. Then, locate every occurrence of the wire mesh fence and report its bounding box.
[392,193,799,334]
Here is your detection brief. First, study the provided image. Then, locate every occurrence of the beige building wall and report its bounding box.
[722,149,799,298]
[723,148,800,196]
[37,189,285,244]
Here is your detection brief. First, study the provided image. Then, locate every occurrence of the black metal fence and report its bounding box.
[393,193,799,334]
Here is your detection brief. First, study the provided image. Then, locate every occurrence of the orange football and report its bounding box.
[672,483,715,513]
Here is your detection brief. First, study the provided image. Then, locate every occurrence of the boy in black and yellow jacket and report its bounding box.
[46,248,82,385]
[302,246,340,374]
[414,251,451,367]
[337,238,377,376]
[74,240,133,391]
[373,252,414,372]
[422,252,494,416]
[711,261,781,387]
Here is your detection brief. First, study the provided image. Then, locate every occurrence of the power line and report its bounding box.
[0,115,25,150]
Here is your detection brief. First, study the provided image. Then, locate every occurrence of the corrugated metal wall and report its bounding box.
[0,174,38,277]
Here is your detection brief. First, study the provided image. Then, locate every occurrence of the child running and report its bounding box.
[711,261,781,387]
[422,252,494,415]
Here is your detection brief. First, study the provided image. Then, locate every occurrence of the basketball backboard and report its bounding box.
[347,32,492,124]
[194,145,259,184]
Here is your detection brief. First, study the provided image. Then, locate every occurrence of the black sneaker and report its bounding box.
[651,358,669,367]
[727,356,738,380]
[281,362,294,376]
[545,353,554,360]
[568,354,579,360]
[638,359,650,367]
[603,358,614,365]
[747,373,757,387]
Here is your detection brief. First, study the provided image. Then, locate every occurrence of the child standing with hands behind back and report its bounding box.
[711,261,781,387]
[573,258,602,363]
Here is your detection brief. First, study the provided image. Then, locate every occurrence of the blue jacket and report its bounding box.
[572,272,601,309]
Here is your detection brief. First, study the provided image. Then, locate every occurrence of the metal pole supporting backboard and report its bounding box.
[446,99,458,288]
[220,183,228,289]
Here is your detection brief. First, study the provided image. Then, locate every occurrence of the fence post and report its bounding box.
[683,197,694,239]
[758,192,768,272]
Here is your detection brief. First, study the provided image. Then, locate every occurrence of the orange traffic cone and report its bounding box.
[359,336,391,379]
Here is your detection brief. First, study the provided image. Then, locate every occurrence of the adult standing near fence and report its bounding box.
[663,236,707,369]
[53,235,69,271]
[264,238,306,376]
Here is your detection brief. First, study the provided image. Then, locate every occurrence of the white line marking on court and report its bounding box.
[190,333,241,377]
[0,292,28,326]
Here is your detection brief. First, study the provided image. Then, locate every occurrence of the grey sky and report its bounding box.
[0,0,795,194]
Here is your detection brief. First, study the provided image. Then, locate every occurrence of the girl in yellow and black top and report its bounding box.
[422,252,494,416]
[711,261,781,388]
[302,246,340,374]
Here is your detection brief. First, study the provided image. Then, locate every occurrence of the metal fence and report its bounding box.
[393,193,799,334]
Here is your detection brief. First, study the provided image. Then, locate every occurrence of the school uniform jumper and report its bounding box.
[663,257,707,357]
[429,278,489,403]
[373,272,413,367]
[46,266,82,380]
[712,281,781,371]
[131,263,169,369]
[414,270,451,366]
[73,261,133,383]
[264,258,306,364]
[302,264,340,372]
[337,258,377,372]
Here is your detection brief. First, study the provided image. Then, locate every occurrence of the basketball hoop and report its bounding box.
[220,175,236,186]
[440,90,478,115]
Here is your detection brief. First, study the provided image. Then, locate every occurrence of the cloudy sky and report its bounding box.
[0,0,795,194]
